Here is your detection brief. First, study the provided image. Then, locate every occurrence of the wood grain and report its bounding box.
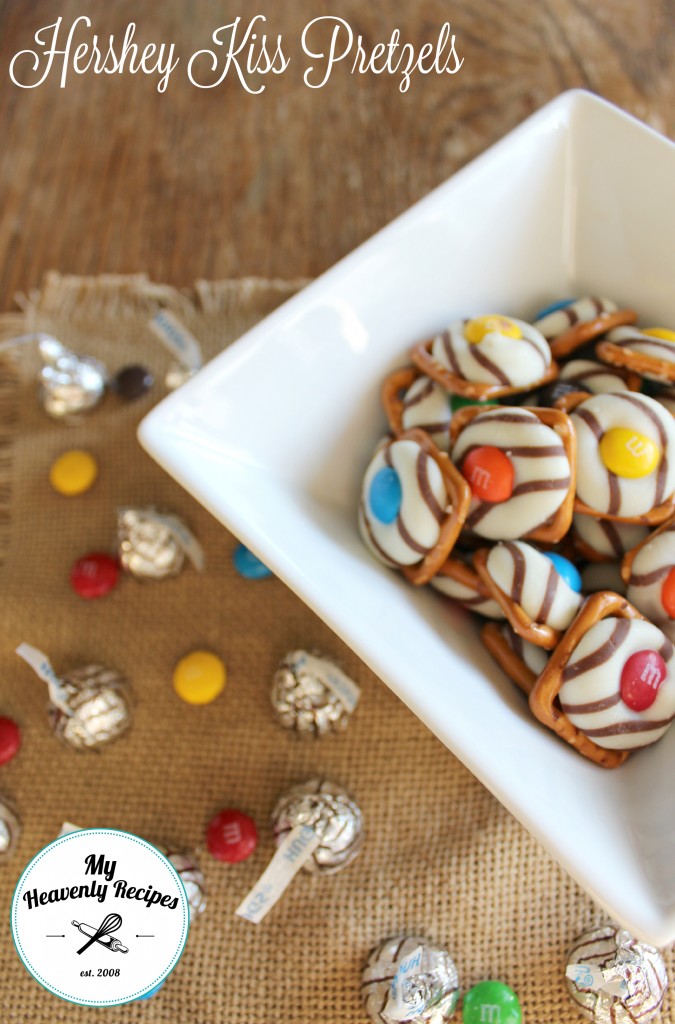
[0,0,673,307]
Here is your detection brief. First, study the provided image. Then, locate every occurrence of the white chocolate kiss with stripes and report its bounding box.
[605,325,675,376]
[533,296,618,340]
[359,438,449,568]
[451,407,571,540]
[573,512,648,559]
[559,618,675,750]
[430,570,504,619]
[626,522,675,625]
[566,925,668,1023]
[487,542,582,631]
[501,623,549,676]
[572,392,675,517]
[400,374,452,451]
[560,359,631,394]
[429,316,550,388]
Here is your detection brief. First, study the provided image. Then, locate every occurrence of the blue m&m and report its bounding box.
[369,467,402,524]
[233,543,272,580]
[544,553,582,593]
[533,298,575,320]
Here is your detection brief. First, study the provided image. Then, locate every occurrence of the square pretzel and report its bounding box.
[481,621,540,697]
[380,366,420,436]
[596,337,675,384]
[548,308,637,359]
[410,338,559,400]
[529,591,644,768]
[620,509,675,586]
[450,404,577,545]
[393,429,471,586]
[472,547,561,650]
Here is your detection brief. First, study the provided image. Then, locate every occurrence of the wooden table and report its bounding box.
[0,0,672,308]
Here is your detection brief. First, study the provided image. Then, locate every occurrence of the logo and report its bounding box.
[11,829,189,1006]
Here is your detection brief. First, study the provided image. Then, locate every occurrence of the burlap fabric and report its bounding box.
[0,274,672,1024]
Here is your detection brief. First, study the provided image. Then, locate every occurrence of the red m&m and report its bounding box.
[461,446,514,503]
[0,717,21,765]
[206,808,258,863]
[620,650,667,711]
[70,553,120,599]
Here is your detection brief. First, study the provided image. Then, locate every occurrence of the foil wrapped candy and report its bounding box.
[0,796,20,859]
[16,644,132,751]
[271,650,360,736]
[272,778,363,875]
[566,925,668,1023]
[362,935,460,1024]
[117,507,204,581]
[38,336,107,419]
[155,845,206,922]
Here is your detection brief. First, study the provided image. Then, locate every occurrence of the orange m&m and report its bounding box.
[661,567,675,618]
[461,446,514,503]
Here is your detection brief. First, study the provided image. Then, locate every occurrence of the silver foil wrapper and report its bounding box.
[118,507,186,580]
[0,796,20,859]
[156,846,206,922]
[49,665,132,751]
[39,337,107,419]
[566,925,668,1023]
[271,650,359,736]
[272,778,363,875]
[362,935,460,1024]
[165,364,197,390]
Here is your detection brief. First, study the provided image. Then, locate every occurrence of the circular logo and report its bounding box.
[11,829,189,1006]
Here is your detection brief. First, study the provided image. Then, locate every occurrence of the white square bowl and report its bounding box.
[139,90,675,946]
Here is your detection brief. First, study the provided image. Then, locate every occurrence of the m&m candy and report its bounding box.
[661,567,675,618]
[464,315,522,344]
[70,553,120,599]
[233,543,272,580]
[173,650,226,705]
[49,449,98,496]
[206,808,258,863]
[643,327,675,343]
[0,717,21,765]
[533,298,575,320]
[449,395,498,414]
[599,428,659,479]
[543,553,582,593]
[368,466,402,524]
[461,446,514,503]
[620,650,667,711]
[113,364,154,400]
[462,980,522,1024]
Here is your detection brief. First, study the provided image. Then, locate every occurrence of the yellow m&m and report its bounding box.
[49,449,98,496]
[643,328,675,343]
[173,650,227,705]
[599,428,659,479]
[465,315,522,344]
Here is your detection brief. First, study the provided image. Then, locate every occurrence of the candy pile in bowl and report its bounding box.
[358,299,675,769]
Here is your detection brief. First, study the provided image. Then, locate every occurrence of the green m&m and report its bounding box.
[462,980,522,1024]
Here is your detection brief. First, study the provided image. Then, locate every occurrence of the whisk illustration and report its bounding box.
[72,914,128,954]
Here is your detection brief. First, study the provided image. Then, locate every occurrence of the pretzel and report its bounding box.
[394,429,471,586]
[620,510,675,586]
[529,591,644,768]
[410,337,559,400]
[450,404,577,545]
[481,621,541,696]
[549,309,637,360]
[573,493,675,527]
[473,547,561,649]
[596,336,675,384]
[380,366,419,436]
